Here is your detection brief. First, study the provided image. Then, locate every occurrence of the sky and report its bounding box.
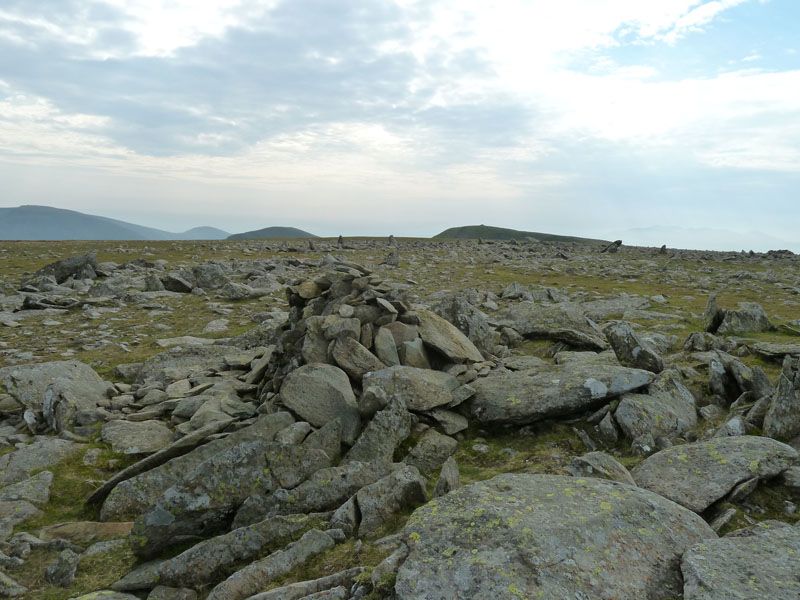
[0,0,798,250]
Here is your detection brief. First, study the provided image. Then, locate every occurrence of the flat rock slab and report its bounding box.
[0,437,83,487]
[38,521,133,544]
[102,420,174,455]
[0,360,104,411]
[496,301,607,350]
[682,521,800,600]
[632,436,798,513]
[362,366,459,412]
[469,363,653,425]
[395,474,715,600]
[752,342,800,361]
[0,470,53,507]
[136,345,242,385]
[416,309,483,363]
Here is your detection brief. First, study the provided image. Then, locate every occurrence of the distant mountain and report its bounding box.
[177,226,230,240]
[0,206,229,240]
[434,224,608,244]
[227,226,318,240]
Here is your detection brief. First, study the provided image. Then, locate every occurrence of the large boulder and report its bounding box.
[469,363,653,425]
[604,320,664,373]
[101,420,174,455]
[395,474,715,600]
[279,363,361,445]
[632,436,798,513]
[362,366,460,412]
[131,441,329,558]
[0,438,83,487]
[763,356,800,441]
[136,346,243,385]
[717,302,772,334]
[496,302,607,350]
[23,251,98,285]
[100,412,294,521]
[416,309,483,363]
[682,521,800,600]
[344,398,414,465]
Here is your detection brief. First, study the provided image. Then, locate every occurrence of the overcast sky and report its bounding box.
[1,0,798,249]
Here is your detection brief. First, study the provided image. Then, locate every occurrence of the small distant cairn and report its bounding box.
[601,240,622,254]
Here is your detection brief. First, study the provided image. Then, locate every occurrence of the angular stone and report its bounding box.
[101,420,174,455]
[496,302,607,350]
[403,430,457,475]
[632,436,798,513]
[399,338,431,369]
[345,399,414,465]
[682,521,800,600]
[38,521,133,544]
[469,363,654,425]
[433,456,460,497]
[604,321,664,373]
[331,337,385,381]
[357,465,427,538]
[416,309,483,363]
[717,302,772,334]
[243,567,364,600]
[362,366,460,412]
[279,363,361,445]
[568,451,635,486]
[0,437,82,487]
[0,470,53,507]
[396,474,715,600]
[373,326,401,366]
[45,548,81,587]
[206,529,338,600]
[764,357,800,440]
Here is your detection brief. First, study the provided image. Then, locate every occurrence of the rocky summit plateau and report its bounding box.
[2,236,800,600]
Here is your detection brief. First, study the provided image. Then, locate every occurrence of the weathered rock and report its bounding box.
[470,363,654,425]
[233,460,392,528]
[0,470,53,506]
[136,345,242,385]
[0,571,27,598]
[0,437,82,487]
[433,292,495,356]
[357,465,427,538]
[604,320,664,373]
[38,521,133,544]
[496,302,607,350]
[632,436,798,513]
[303,419,342,461]
[344,398,414,464]
[101,420,174,455]
[192,263,231,290]
[279,363,361,445]
[100,412,293,521]
[764,356,800,441]
[331,337,385,381]
[752,342,800,362]
[24,251,98,285]
[157,513,328,588]
[428,408,468,435]
[362,366,460,412]
[206,529,338,600]
[717,302,772,334]
[614,370,697,445]
[45,548,81,587]
[0,499,43,534]
[416,309,483,363]
[568,451,636,485]
[403,430,457,475]
[73,593,140,600]
[244,567,364,600]
[148,587,197,600]
[131,441,329,558]
[399,338,432,369]
[433,456,460,497]
[373,326,401,366]
[396,474,715,600]
[703,294,725,333]
[682,521,800,600]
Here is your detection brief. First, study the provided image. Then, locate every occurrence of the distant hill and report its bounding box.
[434,225,608,244]
[227,226,318,240]
[0,206,229,240]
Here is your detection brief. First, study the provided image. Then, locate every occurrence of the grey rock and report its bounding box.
[399,338,432,369]
[100,412,293,521]
[496,301,607,350]
[192,263,231,290]
[362,366,460,412]
[433,456,460,497]
[0,437,82,487]
[614,370,697,443]
[764,356,800,440]
[157,513,328,588]
[279,363,361,445]
[24,251,98,285]
[428,409,468,435]
[234,460,392,527]
[357,465,427,538]
[682,521,800,600]
[403,430,457,475]
[206,529,338,600]
[604,320,664,373]
[469,363,654,425]
[275,421,313,445]
[568,451,636,485]
[703,294,725,333]
[396,474,715,600]
[148,587,197,600]
[717,302,772,334]
[0,499,43,533]
[0,571,27,598]
[416,309,483,363]
[162,272,194,293]
[244,567,365,600]
[434,292,495,357]
[345,398,414,465]
[131,441,329,558]
[303,419,342,461]
[136,345,243,385]
[45,548,81,587]
[331,337,385,381]
[752,342,800,361]
[73,593,140,600]
[373,326,401,366]
[101,420,174,455]
[632,436,798,513]
[0,470,53,506]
